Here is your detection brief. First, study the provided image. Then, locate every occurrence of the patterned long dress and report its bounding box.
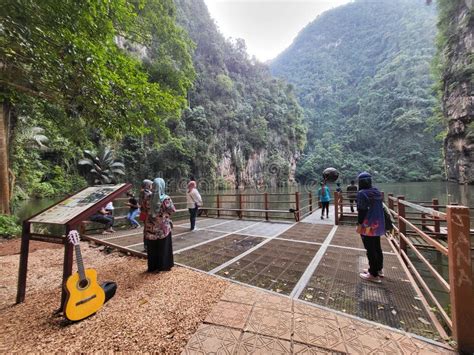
[144,198,176,272]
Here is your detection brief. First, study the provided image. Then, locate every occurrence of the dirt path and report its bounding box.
[0,238,63,257]
[0,242,227,353]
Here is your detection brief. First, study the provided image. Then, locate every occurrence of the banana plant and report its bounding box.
[78,147,125,185]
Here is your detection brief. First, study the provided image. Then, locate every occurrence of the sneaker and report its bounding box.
[359,271,381,283]
[363,269,384,277]
[321,216,324,220]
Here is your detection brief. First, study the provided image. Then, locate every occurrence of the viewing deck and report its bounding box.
[83,210,455,354]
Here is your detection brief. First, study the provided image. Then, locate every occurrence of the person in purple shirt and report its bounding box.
[356,172,385,283]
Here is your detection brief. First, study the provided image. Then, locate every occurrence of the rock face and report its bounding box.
[442,1,474,184]
[217,149,298,189]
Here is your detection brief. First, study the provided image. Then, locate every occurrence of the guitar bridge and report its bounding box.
[76,294,97,306]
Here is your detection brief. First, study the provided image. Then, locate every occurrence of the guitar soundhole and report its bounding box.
[78,279,89,289]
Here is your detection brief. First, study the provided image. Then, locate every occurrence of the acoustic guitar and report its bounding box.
[64,230,105,321]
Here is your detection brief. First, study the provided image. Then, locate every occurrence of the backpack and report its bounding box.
[383,205,393,232]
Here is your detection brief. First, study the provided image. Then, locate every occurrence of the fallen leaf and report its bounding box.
[377,305,385,310]
[391,309,397,315]
[418,317,431,325]
[412,305,421,311]
[139,298,148,306]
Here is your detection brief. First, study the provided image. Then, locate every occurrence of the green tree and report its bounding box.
[0,0,194,213]
[78,148,125,185]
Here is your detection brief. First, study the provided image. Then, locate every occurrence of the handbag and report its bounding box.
[139,211,147,222]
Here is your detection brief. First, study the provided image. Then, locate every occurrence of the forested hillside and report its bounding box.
[271,0,443,182]
[170,0,306,188]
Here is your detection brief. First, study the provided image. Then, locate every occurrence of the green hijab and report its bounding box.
[151,178,169,216]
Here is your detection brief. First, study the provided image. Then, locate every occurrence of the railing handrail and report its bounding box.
[385,194,474,351]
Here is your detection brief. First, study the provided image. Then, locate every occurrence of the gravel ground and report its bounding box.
[0,241,228,353]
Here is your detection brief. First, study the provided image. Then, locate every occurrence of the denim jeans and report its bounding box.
[127,209,140,227]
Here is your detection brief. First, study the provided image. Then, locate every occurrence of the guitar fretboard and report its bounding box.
[74,244,86,282]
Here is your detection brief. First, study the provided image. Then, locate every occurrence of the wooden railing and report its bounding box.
[170,192,315,221]
[114,191,316,222]
[387,195,473,352]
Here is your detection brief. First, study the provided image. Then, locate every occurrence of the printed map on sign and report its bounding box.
[29,184,126,225]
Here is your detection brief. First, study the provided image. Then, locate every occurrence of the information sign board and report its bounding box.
[29,184,126,225]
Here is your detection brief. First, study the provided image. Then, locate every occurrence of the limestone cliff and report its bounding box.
[174,0,305,188]
[440,0,474,183]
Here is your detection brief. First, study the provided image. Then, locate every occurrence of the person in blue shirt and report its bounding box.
[356,172,385,283]
[317,181,330,219]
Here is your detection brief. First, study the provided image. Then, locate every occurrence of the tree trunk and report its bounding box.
[0,100,11,214]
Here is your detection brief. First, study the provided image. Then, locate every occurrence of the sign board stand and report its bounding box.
[16,183,131,310]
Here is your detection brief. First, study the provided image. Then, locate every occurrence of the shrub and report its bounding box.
[0,214,22,238]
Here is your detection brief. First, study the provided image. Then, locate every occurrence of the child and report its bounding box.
[125,191,140,229]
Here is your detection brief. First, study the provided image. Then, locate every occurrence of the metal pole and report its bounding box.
[334,191,339,225]
[264,192,269,221]
[295,192,300,222]
[446,205,474,353]
[397,196,407,254]
[216,194,220,218]
[309,192,312,213]
[238,194,243,219]
[339,191,343,219]
[16,221,31,303]
[432,198,440,233]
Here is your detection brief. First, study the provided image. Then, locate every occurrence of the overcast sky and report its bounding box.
[203,0,352,62]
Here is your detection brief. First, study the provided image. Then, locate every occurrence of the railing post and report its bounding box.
[334,192,339,225]
[238,194,243,219]
[339,191,344,220]
[216,194,220,218]
[388,193,394,210]
[432,198,440,234]
[397,196,407,254]
[446,205,474,353]
[309,192,312,213]
[264,192,269,221]
[295,192,300,222]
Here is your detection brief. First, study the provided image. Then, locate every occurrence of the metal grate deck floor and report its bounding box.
[83,217,441,340]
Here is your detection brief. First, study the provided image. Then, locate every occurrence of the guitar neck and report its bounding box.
[74,244,86,281]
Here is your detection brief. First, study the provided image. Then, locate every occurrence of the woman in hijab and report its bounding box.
[186,180,202,231]
[144,178,176,272]
[139,179,153,252]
